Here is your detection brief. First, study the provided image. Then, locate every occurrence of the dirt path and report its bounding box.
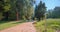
[0,22,36,32]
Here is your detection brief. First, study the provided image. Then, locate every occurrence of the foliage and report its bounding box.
[34,19,60,32]
[0,0,36,21]
[47,7,60,18]
[35,1,46,21]
[17,0,35,20]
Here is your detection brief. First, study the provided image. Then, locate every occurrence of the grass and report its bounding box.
[0,21,24,30]
[34,19,60,32]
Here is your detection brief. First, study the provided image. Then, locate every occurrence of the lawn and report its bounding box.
[34,19,60,32]
[0,21,23,30]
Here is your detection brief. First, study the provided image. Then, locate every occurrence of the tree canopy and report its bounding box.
[47,7,60,18]
[0,0,35,21]
[35,1,46,21]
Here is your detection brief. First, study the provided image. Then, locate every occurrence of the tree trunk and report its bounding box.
[16,8,19,21]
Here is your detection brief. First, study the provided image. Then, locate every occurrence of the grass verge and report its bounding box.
[34,19,60,32]
[0,21,23,30]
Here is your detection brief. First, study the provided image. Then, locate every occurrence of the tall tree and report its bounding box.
[0,0,35,21]
[16,0,35,20]
[35,1,46,21]
[47,7,60,18]
[0,1,3,20]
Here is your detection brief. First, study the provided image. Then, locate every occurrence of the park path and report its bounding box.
[0,22,36,32]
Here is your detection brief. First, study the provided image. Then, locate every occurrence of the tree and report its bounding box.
[52,7,60,18]
[0,0,17,21]
[47,9,53,18]
[35,1,46,21]
[15,0,35,20]
[47,7,60,18]
[0,0,4,20]
[0,0,35,21]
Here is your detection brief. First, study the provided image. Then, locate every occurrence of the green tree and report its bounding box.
[52,7,60,18]
[2,0,16,21]
[0,0,35,21]
[47,7,60,18]
[0,0,4,20]
[35,1,46,21]
[47,10,53,18]
[15,0,35,20]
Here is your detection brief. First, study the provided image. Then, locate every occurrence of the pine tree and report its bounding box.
[35,1,46,21]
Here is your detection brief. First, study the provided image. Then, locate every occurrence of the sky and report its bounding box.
[35,0,60,10]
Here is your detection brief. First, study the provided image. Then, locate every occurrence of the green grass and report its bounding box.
[0,21,23,30]
[34,19,60,32]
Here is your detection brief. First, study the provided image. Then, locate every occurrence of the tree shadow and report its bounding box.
[0,21,9,24]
